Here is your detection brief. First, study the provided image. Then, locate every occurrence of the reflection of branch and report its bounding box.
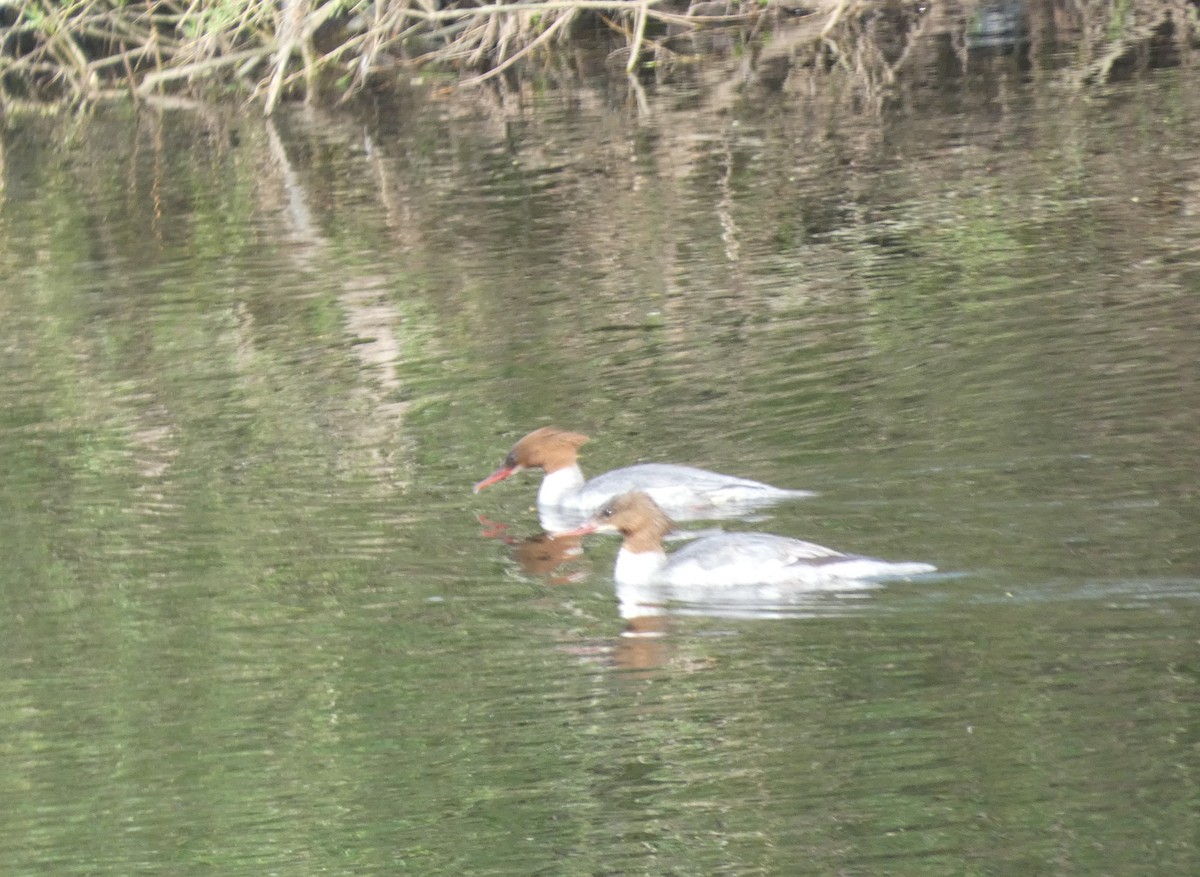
[1076,16,1162,86]
[717,135,739,265]
[813,0,933,110]
[264,118,323,255]
[626,70,650,117]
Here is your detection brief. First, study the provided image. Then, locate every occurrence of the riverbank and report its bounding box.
[1,1,1195,114]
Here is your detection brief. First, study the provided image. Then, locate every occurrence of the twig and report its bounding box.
[458,9,577,86]
[263,0,346,114]
[627,0,650,73]
[398,1,662,22]
[821,0,851,36]
[136,48,272,95]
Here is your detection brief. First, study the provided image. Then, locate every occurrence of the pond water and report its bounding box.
[2,22,1199,877]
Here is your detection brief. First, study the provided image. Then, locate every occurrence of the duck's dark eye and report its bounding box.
[600,505,615,519]
[505,452,517,468]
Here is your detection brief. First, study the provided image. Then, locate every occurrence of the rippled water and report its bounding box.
[2,30,1199,876]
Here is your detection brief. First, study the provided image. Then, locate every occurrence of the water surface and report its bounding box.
[1,25,1198,876]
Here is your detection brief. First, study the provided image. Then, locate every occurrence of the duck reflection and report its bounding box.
[478,513,674,668]
[605,566,880,672]
[477,514,586,586]
[513,532,585,583]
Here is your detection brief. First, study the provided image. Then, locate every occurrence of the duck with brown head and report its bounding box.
[473,427,590,501]
[555,491,936,589]
[474,427,814,526]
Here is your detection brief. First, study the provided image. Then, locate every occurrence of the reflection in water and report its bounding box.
[615,575,881,622]
[512,531,585,582]
[965,0,1027,50]
[606,562,882,667]
[477,515,587,585]
[264,116,411,483]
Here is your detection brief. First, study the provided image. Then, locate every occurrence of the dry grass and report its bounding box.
[0,0,782,111]
[0,1,1195,114]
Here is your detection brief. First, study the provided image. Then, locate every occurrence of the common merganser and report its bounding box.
[473,427,813,524]
[555,491,936,588]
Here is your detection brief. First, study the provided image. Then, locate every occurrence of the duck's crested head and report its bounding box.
[509,427,590,472]
[474,426,589,493]
[551,491,674,553]
[591,491,675,543]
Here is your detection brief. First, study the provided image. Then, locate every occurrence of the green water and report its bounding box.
[1,44,1198,877]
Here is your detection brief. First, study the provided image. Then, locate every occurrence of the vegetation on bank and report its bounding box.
[0,1,1197,114]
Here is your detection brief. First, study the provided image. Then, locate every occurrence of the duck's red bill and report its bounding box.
[551,521,598,539]
[473,466,517,493]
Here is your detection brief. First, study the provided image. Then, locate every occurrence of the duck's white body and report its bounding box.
[475,427,812,525]
[613,530,936,588]
[539,462,812,520]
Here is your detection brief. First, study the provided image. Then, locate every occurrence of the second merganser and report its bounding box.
[473,427,814,523]
[555,491,936,588]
